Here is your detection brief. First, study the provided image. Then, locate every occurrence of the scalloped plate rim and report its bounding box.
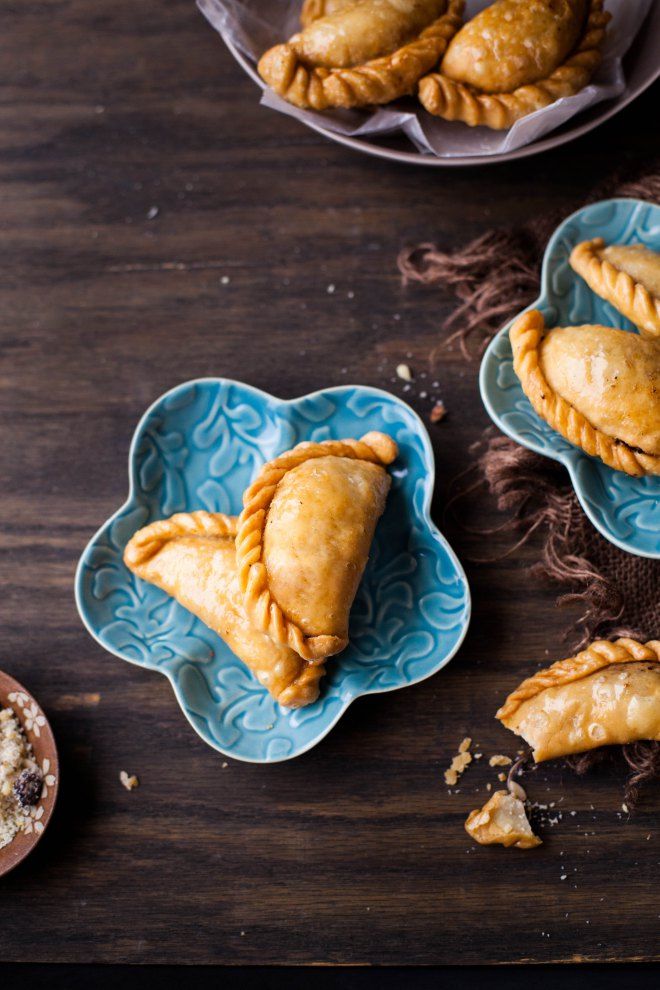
[479,196,660,561]
[74,377,471,763]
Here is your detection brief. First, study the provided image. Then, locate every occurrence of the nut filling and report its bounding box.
[0,707,42,849]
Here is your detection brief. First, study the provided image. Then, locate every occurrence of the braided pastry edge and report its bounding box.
[236,431,398,663]
[497,638,660,723]
[509,309,660,477]
[570,238,660,340]
[258,0,464,110]
[418,0,609,128]
[124,511,238,570]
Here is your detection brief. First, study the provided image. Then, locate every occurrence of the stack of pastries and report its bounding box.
[258,0,610,129]
[124,431,398,708]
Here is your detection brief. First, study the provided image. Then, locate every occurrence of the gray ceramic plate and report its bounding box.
[222,3,659,167]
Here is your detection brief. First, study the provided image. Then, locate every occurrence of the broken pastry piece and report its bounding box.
[236,431,397,662]
[497,638,660,761]
[123,511,324,708]
[509,310,660,477]
[465,790,542,849]
[419,0,609,129]
[570,238,660,340]
[258,0,464,110]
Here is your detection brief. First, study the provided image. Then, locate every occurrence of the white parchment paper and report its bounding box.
[198,0,653,158]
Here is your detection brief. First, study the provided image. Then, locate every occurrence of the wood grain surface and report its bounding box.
[1,0,659,967]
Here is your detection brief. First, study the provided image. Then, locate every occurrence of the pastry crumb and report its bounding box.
[396,363,413,382]
[465,790,541,849]
[119,771,139,791]
[430,400,447,423]
[444,738,473,785]
[489,755,512,767]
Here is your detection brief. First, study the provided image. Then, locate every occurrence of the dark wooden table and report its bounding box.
[1,0,659,969]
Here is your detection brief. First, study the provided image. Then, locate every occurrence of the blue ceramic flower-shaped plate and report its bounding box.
[480,198,660,559]
[75,380,470,762]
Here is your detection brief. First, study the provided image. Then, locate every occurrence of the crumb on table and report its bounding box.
[119,770,139,791]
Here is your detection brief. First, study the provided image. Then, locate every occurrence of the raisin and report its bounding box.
[13,769,43,808]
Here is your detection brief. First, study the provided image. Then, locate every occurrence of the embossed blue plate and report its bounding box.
[480,198,660,559]
[75,380,470,762]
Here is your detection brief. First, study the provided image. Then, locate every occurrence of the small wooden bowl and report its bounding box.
[0,671,59,877]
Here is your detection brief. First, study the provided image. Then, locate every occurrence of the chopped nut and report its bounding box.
[498,772,507,782]
[120,771,139,791]
[396,363,413,382]
[458,737,471,753]
[429,400,447,423]
[489,755,512,767]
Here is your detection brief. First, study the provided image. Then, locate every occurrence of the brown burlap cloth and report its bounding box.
[397,167,660,803]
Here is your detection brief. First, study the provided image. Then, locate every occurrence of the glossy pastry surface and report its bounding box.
[498,638,660,761]
[510,310,660,476]
[539,325,660,458]
[441,0,588,93]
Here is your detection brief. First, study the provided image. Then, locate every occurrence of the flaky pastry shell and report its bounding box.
[497,638,660,761]
[236,431,397,663]
[509,310,660,477]
[465,790,541,849]
[570,238,660,340]
[419,0,609,129]
[123,511,324,708]
[258,0,464,110]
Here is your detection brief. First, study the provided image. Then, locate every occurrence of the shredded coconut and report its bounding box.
[0,707,39,848]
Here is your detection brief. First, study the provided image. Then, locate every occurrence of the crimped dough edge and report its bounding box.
[258,0,464,110]
[235,431,398,663]
[497,638,660,723]
[509,309,660,477]
[418,0,609,129]
[124,511,238,568]
[570,237,660,340]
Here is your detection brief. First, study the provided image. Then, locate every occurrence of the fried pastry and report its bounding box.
[419,0,609,129]
[300,0,355,28]
[258,0,464,110]
[465,790,541,849]
[570,238,660,340]
[509,310,660,476]
[123,511,324,708]
[236,431,398,662]
[497,638,660,761]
